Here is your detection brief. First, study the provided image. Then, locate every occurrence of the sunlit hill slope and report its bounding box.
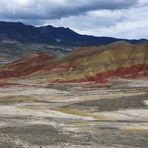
[0,41,148,84]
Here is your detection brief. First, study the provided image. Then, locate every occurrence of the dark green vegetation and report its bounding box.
[0,21,147,46]
[0,39,68,64]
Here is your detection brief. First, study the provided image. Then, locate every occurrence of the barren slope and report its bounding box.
[0,41,147,84]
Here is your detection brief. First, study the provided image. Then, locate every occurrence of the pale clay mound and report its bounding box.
[0,80,147,147]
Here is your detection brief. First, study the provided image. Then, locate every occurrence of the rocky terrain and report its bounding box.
[0,21,148,147]
[0,79,147,148]
[0,40,147,147]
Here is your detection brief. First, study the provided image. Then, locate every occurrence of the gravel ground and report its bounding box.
[0,80,148,148]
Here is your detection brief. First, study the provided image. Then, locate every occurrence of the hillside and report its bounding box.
[0,21,147,46]
[0,41,147,84]
[0,39,70,64]
[0,21,147,65]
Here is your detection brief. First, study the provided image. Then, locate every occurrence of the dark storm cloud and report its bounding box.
[0,0,138,20]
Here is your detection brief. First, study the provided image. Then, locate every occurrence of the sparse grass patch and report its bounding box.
[121,128,148,133]
[54,108,108,120]
[0,96,34,103]
[67,121,91,127]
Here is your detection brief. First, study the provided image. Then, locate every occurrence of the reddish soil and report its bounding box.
[53,64,148,84]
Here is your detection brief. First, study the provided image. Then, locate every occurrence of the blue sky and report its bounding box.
[0,0,148,39]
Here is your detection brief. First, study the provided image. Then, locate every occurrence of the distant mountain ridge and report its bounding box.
[0,21,147,46]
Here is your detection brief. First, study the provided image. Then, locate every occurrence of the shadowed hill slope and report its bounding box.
[0,21,147,46]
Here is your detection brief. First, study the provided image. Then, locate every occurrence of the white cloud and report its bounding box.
[0,0,138,19]
[13,0,30,6]
[139,0,148,4]
[0,0,147,39]
[46,4,148,39]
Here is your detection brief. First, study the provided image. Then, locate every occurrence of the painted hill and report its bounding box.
[46,41,148,83]
[0,41,147,84]
[0,53,57,78]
